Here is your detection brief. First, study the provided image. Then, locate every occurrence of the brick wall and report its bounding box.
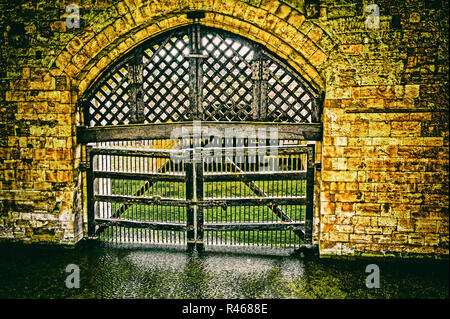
[318,0,448,257]
[0,0,448,257]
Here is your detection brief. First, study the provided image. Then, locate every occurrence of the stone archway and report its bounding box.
[55,0,334,99]
[51,0,337,246]
[2,0,446,257]
[54,1,338,249]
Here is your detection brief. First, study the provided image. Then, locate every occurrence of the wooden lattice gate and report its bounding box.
[78,20,323,253]
[86,142,316,252]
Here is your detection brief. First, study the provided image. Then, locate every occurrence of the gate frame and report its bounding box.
[84,142,318,252]
[77,22,323,253]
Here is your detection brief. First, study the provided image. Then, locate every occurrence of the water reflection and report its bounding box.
[0,243,447,299]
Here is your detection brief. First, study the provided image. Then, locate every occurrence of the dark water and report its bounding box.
[0,242,448,299]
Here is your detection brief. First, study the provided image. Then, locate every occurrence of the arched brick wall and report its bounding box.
[55,0,331,98]
[1,0,448,258]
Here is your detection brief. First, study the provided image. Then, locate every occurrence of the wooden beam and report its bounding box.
[77,122,323,143]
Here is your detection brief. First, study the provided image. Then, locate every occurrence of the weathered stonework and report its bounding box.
[0,0,448,257]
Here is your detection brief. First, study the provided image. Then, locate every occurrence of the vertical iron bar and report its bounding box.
[305,145,315,244]
[260,59,269,120]
[189,23,204,120]
[251,48,261,121]
[186,158,195,250]
[87,147,95,237]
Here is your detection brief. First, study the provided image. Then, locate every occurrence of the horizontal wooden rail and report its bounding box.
[77,121,323,143]
[93,171,186,182]
[94,194,308,207]
[345,107,448,113]
[203,171,307,182]
[94,194,188,206]
[94,218,186,233]
[203,222,305,232]
[89,147,186,158]
[200,197,308,207]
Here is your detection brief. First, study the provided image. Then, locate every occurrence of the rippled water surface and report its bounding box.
[0,243,448,299]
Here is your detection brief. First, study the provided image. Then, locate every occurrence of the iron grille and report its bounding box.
[202,31,255,121]
[82,26,321,127]
[87,62,132,127]
[142,29,191,123]
[265,55,315,123]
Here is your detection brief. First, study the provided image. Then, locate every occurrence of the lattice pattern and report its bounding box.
[142,31,191,123]
[84,26,320,127]
[265,58,314,123]
[201,31,254,121]
[88,64,132,127]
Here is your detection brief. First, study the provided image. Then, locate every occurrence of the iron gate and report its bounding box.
[86,143,315,252]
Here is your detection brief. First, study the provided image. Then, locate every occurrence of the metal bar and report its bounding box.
[305,145,315,244]
[185,161,195,245]
[189,23,203,119]
[86,147,96,237]
[260,60,269,120]
[311,92,323,123]
[134,47,145,123]
[251,49,261,120]
[196,160,204,250]
[201,145,314,156]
